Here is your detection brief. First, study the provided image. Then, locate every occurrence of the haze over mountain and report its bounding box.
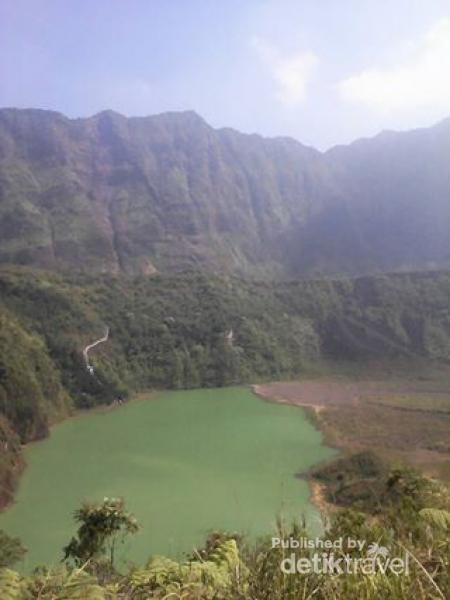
[1,107,450,277]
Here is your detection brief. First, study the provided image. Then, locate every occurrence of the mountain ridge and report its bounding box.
[1,107,450,277]
[4,106,450,151]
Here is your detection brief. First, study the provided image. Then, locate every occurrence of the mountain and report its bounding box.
[1,108,449,277]
[292,119,450,275]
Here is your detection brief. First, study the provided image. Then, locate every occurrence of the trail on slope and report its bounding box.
[83,327,109,372]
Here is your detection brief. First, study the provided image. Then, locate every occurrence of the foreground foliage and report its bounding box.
[63,498,139,570]
[0,467,448,599]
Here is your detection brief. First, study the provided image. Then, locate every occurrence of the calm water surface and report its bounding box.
[0,387,334,570]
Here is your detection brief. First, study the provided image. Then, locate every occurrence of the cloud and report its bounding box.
[252,37,318,106]
[338,18,450,113]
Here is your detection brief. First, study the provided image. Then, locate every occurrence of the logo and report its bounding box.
[272,537,409,576]
[366,542,389,559]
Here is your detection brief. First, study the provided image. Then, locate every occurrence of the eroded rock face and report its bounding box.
[1,108,450,277]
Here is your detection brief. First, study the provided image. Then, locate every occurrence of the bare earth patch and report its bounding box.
[253,381,364,410]
[253,379,450,482]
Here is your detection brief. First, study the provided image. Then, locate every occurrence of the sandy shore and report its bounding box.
[252,384,326,414]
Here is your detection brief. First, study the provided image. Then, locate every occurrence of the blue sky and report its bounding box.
[1,0,450,149]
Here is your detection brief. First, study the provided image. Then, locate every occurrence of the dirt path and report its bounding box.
[83,326,109,369]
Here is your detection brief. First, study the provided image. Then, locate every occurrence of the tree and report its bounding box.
[63,497,138,569]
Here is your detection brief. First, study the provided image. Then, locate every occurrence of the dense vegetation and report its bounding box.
[309,451,390,509]
[0,463,448,598]
[308,450,449,515]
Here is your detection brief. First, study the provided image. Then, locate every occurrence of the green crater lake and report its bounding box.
[0,387,334,570]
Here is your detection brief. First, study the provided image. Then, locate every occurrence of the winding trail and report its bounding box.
[83,327,109,372]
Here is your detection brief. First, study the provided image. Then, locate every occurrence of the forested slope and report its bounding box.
[1,266,450,505]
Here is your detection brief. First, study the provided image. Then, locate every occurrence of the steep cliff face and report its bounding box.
[0,108,450,276]
[289,119,450,275]
[0,109,326,276]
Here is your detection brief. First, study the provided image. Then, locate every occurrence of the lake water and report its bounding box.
[0,387,334,570]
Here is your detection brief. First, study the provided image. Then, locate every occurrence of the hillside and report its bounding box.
[1,266,450,506]
[1,108,450,277]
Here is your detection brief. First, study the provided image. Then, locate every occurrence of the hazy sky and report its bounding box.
[1,0,450,149]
